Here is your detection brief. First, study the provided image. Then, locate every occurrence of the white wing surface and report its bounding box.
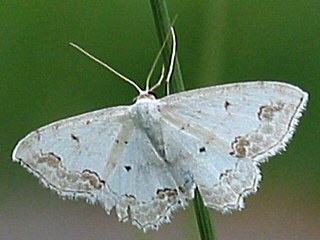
[13,106,130,199]
[12,105,193,231]
[159,81,308,211]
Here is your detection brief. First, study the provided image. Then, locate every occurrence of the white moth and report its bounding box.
[12,28,308,231]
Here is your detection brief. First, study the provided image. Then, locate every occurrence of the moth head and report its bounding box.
[133,91,157,103]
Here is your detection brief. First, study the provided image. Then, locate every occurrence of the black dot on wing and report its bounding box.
[71,133,79,142]
[224,100,231,110]
[199,146,206,153]
[124,166,132,172]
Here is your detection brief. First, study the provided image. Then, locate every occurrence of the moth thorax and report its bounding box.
[130,96,162,129]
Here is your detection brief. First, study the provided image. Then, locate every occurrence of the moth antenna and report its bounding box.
[149,65,166,92]
[69,42,143,94]
[146,16,178,92]
[165,27,177,95]
[147,27,177,93]
[145,27,174,92]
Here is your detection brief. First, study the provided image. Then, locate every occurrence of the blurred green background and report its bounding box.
[1,1,319,239]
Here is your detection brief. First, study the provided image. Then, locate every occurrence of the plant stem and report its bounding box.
[150,1,216,239]
[194,188,216,240]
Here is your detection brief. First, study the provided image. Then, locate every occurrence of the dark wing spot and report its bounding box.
[258,102,285,121]
[48,152,61,160]
[230,136,250,158]
[116,139,128,145]
[38,152,61,166]
[224,101,231,110]
[180,123,191,130]
[219,172,225,180]
[199,146,206,153]
[71,133,80,142]
[82,169,105,189]
[124,166,132,172]
[125,194,136,200]
[219,169,231,180]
